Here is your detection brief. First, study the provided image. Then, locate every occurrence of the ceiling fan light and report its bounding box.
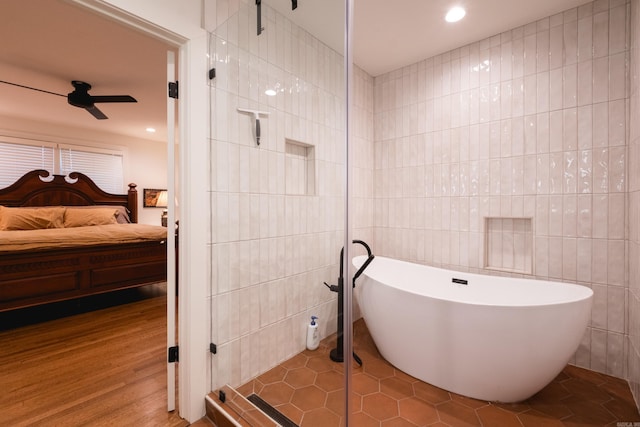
[445,6,466,23]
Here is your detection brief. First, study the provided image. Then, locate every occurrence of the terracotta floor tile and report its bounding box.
[235,381,256,397]
[475,405,523,427]
[291,385,327,412]
[259,382,295,406]
[353,372,380,395]
[524,399,574,420]
[603,397,640,421]
[316,370,345,392]
[413,381,451,405]
[274,403,303,425]
[394,368,419,383]
[325,389,359,416]
[493,401,530,414]
[382,416,420,427]
[381,376,415,400]
[601,378,639,405]
[227,319,640,427]
[436,400,482,427]
[351,411,381,427]
[517,409,566,427]
[450,392,488,410]
[527,380,571,403]
[398,396,439,425]
[362,392,400,421]
[363,357,396,380]
[284,367,317,388]
[561,395,617,425]
[306,356,334,373]
[562,377,613,403]
[563,364,608,385]
[300,408,340,427]
[257,365,287,384]
[281,353,308,370]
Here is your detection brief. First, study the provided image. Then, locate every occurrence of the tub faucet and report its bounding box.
[324,239,375,365]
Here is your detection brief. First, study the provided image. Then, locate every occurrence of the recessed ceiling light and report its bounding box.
[265,89,277,96]
[146,127,156,133]
[445,6,466,23]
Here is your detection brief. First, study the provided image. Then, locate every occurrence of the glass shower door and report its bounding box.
[206,0,350,425]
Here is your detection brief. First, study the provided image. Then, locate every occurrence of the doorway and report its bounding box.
[0,0,187,421]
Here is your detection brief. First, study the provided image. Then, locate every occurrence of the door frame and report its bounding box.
[69,1,210,422]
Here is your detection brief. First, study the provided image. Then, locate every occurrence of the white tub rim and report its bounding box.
[353,255,594,308]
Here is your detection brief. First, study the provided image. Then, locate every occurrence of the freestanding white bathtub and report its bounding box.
[353,255,593,402]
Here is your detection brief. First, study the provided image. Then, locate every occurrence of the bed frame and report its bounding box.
[0,170,167,311]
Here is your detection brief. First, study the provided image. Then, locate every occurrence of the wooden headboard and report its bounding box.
[0,169,138,223]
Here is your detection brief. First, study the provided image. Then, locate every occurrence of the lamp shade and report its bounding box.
[156,190,168,208]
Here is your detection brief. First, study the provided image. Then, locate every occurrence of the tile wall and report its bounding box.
[629,0,640,408]
[205,0,639,411]
[205,1,348,390]
[372,0,630,378]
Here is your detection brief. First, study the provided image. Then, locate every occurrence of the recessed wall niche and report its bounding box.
[285,139,315,196]
[484,217,533,275]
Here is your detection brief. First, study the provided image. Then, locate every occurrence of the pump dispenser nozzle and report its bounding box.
[306,315,320,350]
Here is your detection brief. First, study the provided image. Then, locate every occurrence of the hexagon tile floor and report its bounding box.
[208,319,640,426]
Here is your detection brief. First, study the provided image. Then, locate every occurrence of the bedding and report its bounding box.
[64,205,131,224]
[63,207,119,227]
[0,223,167,252]
[0,206,66,230]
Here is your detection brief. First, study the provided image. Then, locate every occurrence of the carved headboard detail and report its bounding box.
[0,169,138,222]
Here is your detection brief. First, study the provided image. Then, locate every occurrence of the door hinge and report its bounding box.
[168,345,179,363]
[168,81,178,99]
[209,68,216,80]
[210,343,217,354]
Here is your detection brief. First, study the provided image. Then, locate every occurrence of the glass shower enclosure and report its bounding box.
[206,0,356,425]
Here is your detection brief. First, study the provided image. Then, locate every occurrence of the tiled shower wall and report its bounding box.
[629,0,640,407]
[205,0,638,408]
[372,0,630,378]
[205,1,348,390]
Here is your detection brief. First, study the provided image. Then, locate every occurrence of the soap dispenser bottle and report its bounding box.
[306,316,319,350]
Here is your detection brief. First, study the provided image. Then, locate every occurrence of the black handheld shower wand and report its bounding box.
[324,240,374,365]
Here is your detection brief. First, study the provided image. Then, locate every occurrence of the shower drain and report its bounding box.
[246,393,299,427]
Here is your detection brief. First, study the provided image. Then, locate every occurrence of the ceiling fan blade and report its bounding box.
[91,95,137,103]
[86,105,108,120]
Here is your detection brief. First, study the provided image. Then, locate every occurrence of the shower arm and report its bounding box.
[325,240,374,292]
[350,239,374,287]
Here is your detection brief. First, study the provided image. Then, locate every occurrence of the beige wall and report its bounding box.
[0,116,168,225]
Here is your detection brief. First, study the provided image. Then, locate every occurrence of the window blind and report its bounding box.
[60,147,124,194]
[0,140,55,188]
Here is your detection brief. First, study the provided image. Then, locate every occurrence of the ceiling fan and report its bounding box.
[0,79,137,120]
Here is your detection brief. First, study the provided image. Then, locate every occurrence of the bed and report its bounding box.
[0,169,168,311]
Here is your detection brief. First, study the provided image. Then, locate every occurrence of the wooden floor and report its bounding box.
[0,284,190,427]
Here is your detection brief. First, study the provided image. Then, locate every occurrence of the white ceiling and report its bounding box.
[0,0,593,142]
[0,0,175,143]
